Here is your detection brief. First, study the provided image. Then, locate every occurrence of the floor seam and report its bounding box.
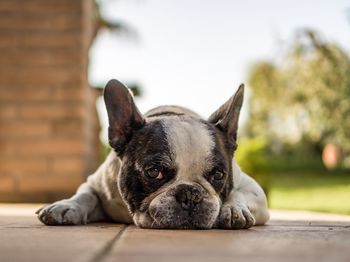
[89,224,128,262]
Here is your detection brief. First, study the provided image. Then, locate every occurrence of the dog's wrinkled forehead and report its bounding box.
[161,117,215,178]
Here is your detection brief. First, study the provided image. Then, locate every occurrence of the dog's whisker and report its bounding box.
[151,210,162,228]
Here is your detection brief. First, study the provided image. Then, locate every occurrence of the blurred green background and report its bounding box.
[234,31,350,214]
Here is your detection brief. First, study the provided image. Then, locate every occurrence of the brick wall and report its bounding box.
[0,0,100,202]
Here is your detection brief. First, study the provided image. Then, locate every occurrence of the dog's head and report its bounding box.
[104,79,244,229]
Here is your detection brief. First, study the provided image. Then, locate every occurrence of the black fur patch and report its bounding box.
[202,121,234,201]
[118,120,176,213]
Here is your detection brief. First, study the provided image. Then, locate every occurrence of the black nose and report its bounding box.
[175,184,204,210]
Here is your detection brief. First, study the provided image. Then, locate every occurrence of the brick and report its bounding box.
[22,32,81,48]
[0,104,86,120]
[0,121,51,138]
[0,73,82,86]
[0,66,82,84]
[18,173,83,193]
[0,86,51,102]
[0,31,81,48]
[0,49,81,66]
[0,0,81,14]
[0,85,85,103]
[0,106,18,119]
[51,87,87,102]
[0,175,15,192]
[0,157,49,175]
[52,119,85,137]
[19,104,86,120]
[0,138,86,156]
[0,13,81,31]
[0,33,18,48]
[52,156,85,175]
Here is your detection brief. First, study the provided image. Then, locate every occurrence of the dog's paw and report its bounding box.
[36,200,87,225]
[218,203,255,229]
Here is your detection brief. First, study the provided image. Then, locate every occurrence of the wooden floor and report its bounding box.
[0,204,349,262]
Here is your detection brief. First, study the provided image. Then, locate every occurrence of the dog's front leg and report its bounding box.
[36,183,106,225]
[217,172,269,229]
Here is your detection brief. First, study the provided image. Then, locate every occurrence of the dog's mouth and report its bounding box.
[149,208,210,229]
[134,195,220,229]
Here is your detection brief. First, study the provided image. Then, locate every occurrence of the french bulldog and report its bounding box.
[36,79,269,229]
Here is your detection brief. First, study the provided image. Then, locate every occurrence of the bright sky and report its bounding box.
[89,0,350,142]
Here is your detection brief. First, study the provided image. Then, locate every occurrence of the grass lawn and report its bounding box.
[268,171,350,215]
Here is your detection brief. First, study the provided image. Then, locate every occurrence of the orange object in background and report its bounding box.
[322,144,343,170]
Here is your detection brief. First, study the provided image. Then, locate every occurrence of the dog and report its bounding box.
[36,79,269,229]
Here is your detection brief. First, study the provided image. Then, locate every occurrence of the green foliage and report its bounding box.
[93,0,138,40]
[234,136,334,199]
[235,137,271,196]
[246,29,350,156]
[235,137,269,174]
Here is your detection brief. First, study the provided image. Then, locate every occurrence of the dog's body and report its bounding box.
[37,80,269,229]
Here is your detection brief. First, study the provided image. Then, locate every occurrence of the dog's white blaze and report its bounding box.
[163,119,214,180]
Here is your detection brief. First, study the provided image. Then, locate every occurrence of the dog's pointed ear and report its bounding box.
[104,79,145,154]
[208,84,244,151]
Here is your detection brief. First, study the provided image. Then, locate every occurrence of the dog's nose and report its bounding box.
[175,184,204,210]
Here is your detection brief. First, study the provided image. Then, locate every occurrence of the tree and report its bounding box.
[93,0,138,43]
[246,29,350,157]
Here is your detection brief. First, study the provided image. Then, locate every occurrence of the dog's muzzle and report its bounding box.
[139,182,221,229]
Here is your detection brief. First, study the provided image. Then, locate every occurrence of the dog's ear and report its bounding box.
[208,84,244,151]
[104,79,145,155]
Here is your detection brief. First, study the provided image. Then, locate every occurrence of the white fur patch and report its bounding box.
[162,118,214,181]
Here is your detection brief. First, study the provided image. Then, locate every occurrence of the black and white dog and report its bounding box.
[37,79,269,229]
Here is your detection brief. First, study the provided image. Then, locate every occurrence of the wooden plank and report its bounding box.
[106,224,350,262]
[0,215,124,262]
[0,206,350,262]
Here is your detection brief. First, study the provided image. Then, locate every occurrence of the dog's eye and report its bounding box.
[146,168,164,180]
[213,171,224,180]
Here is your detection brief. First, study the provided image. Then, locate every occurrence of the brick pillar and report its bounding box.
[0,0,100,202]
